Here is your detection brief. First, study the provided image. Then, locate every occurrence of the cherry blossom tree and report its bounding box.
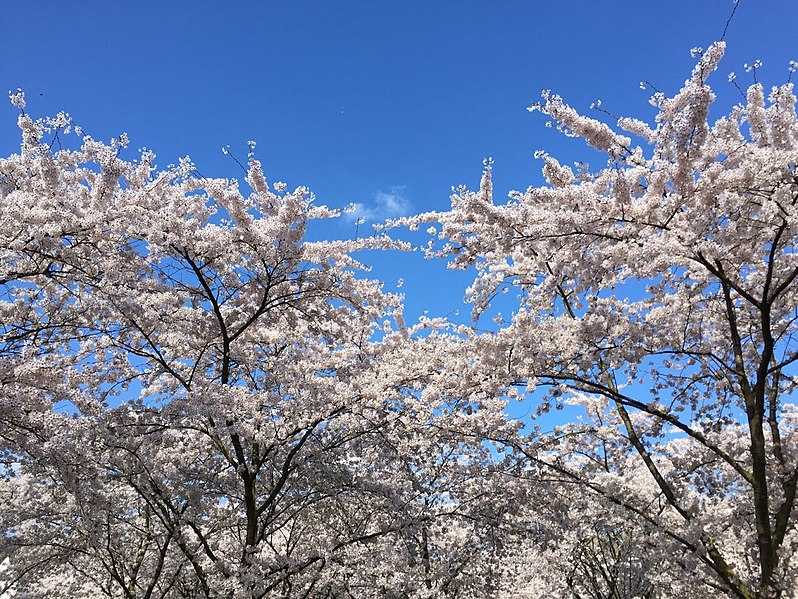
[392,42,798,598]
[0,99,512,598]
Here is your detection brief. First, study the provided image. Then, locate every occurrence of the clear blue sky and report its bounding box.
[2,0,796,323]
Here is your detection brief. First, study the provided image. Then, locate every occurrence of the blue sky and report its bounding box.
[2,0,797,324]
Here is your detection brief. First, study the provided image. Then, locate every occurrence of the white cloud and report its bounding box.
[345,186,412,223]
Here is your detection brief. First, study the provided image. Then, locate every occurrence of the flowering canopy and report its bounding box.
[2,39,798,599]
[388,41,798,598]
[0,102,513,598]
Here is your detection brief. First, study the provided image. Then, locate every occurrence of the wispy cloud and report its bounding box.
[345,186,412,223]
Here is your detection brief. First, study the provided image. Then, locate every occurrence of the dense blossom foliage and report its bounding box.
[389,41,798,598]
[2,39,798,599]
[0,104,513,598]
